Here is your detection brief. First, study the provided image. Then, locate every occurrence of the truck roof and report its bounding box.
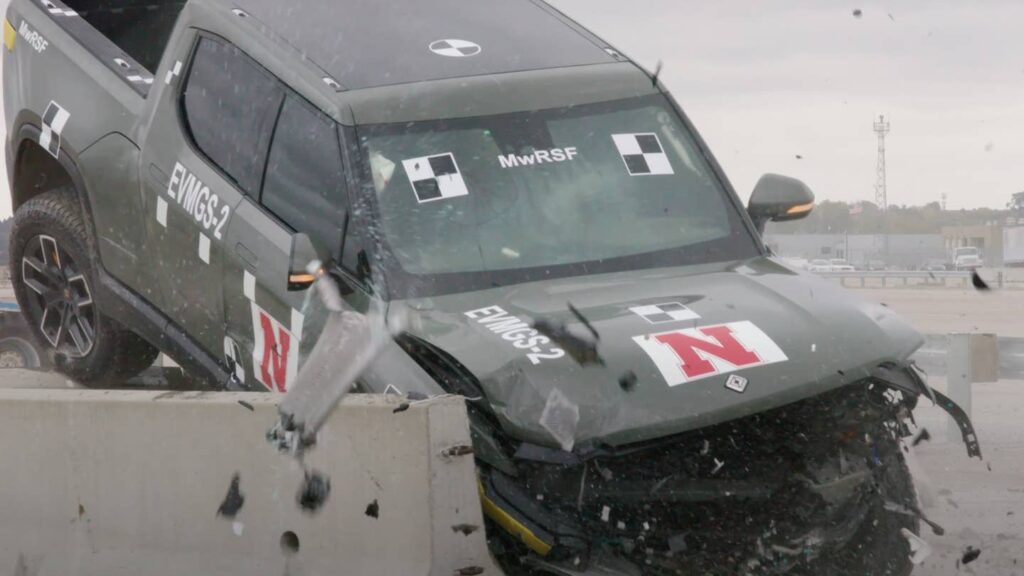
[229,0,618,90]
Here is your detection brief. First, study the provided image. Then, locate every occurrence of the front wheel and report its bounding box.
[10,189,159,385]
[807,434,919,576]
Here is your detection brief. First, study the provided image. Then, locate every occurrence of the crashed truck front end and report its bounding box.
[386,263,980,575]
[277,69,981,575]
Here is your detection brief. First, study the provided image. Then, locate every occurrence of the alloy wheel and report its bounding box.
[20,235,96,358]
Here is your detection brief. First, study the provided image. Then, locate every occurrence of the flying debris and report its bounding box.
[650,60,663,87]
[960,545,982,566]
[297,470,332,513]
[911,427,931,446]
[365,499,380,519]
[900,528,932,565]
[618,370,638,392]
[539,388,580,452]
[971,271,991,291]
[216,473,245,518]
[532,303,604,366]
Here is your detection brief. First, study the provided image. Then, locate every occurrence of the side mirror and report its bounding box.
[288,233,325,291]
[747,174,815,234]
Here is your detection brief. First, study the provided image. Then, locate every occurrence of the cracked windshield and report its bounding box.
[0,0,1019,574]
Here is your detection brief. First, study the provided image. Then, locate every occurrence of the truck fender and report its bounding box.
[12,120,103,259]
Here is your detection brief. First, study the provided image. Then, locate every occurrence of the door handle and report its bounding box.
[148,163,169,190]
[235,243,258,268]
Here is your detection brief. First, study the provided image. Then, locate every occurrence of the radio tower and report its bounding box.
[873,115,890,210]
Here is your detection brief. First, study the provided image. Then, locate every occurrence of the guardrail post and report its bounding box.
[946,333,998,441]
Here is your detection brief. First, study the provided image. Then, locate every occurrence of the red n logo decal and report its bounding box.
[654,325,761,379]
[258,312,291,392]
[251,305,297,393]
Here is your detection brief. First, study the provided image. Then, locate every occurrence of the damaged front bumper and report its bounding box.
[478,363,980,575]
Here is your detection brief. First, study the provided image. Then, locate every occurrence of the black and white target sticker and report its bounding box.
[612,133,674,176]
[630,302,700,324]
[40,101,70,159]
[402,153,469,203]
[224,336,245,385]
[429,39,481,57]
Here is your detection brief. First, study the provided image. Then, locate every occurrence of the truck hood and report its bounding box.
[390,257,923,449]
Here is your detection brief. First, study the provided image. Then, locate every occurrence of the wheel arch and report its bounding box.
[12,120,103,258]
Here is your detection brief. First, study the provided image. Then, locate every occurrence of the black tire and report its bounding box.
[9,188,160,385]
[809,436,919,576]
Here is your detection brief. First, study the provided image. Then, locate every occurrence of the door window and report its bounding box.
[261,96,349,263]
[182,36,283,195]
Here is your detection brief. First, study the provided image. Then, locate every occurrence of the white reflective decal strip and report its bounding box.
[165,60,183,85]
[290,308,304,341]
[156,197,168,227]
[39,126,52,152]
[243,271,255,301]
[198,233,210,264]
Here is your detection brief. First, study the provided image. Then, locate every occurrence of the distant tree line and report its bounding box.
[767,200,1011,235]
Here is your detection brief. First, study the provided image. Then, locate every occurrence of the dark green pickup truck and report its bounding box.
[2,0,979,573]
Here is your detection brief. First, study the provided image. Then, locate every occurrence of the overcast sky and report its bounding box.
[3,2,1021,219]
[551,0,1024,210]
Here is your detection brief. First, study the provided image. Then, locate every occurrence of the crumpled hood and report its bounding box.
[391,257,922,448]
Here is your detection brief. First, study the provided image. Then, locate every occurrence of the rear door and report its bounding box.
[222,92,354,392]
[138,33,283,360]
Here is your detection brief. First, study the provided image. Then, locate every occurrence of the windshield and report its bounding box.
[357,95,759,297]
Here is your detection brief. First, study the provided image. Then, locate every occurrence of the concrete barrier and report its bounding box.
[0,377,500,576]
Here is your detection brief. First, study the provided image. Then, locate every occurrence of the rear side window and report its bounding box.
[262,96,348,262]
[182,37,283,196]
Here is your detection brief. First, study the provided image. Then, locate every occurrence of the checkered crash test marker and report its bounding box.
[402,153,469,203]
[429,39,481,57]
[630,302,699,324]
[612,133,674,176]
[40,101,70,159]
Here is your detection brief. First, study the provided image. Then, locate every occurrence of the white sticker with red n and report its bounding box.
[633,321,787,386]
[250,302,298,392]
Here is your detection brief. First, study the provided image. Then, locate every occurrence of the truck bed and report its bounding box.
[61,0,185,73]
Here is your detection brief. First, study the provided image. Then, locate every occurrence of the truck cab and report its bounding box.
[953,246,983,270]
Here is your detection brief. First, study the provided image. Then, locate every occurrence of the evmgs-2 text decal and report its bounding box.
[466,305,566,365]
[167,162,231,239]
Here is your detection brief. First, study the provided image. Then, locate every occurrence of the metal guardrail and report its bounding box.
[912,334,1024,380]
[816,269,1008,288]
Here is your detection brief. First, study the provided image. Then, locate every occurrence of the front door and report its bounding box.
[138,32,284,363]
[222,90,353,392]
